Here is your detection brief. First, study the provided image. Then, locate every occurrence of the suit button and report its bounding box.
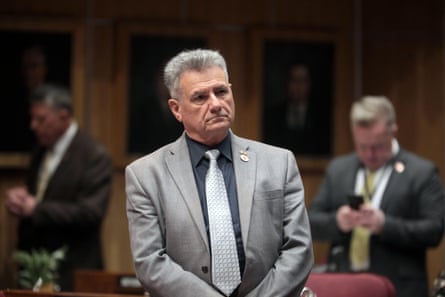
[201,266,209,273]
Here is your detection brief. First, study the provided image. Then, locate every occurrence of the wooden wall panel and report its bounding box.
[92,0,186,21]
[0,172,24,288]
[87,22,115,151]
[102,171,134,272]
[187,0,273,26]
[274,0,354,28]
[0,0,87,17]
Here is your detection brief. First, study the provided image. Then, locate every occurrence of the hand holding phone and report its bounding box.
[348,194,364,210]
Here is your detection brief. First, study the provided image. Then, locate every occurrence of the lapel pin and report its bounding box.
[394,161,405,173]
[240,150,249,162]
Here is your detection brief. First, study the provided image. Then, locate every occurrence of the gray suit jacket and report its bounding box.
[126,132,313,297]
[309,149,445,297]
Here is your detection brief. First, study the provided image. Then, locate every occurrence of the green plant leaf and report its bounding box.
[13,246,68,288]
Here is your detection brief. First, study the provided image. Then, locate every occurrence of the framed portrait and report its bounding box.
[0,19,85,167]
[251,29,336,161]
[115,24,214,166]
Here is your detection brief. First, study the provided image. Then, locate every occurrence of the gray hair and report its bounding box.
[163,49,229,99]
[29,83,73,114]
[350,95,396,130]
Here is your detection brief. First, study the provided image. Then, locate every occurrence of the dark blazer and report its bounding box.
[126,132,313,297]
[309,149,445,297]
[18,129,113,291]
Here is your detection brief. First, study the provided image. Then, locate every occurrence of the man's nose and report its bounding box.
[208,93,222,108]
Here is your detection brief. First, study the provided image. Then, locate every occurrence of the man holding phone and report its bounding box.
[308,96,445,297]
[347,194,364,210]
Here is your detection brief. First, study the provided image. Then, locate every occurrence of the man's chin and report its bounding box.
[366,162,383,171]
[37,138,51,147]
[207,119,231,130]
[207,116,228,123]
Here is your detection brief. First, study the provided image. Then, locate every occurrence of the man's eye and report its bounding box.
[216,89,228,96]
[192,95,207,104]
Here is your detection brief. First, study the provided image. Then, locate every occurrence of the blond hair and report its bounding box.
[350,95,396,131]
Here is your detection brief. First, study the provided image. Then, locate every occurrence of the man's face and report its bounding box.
[168,66,235,146]
[21,49,47,91]
[287,65,311,103]
[30,103,69,148]
[352,120,395,171]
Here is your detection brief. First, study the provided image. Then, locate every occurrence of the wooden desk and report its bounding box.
[1,290,145,297]
[74,270,145,296]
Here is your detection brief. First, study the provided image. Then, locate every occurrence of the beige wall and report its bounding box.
[0,0,443,289]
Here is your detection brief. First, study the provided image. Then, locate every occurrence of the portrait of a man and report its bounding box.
[262,40,334,157]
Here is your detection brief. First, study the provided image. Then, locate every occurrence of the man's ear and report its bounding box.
[168,98,182,122]
[391,123,398,136]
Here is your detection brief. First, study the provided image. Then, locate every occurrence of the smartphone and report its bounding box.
[348,194,364,210]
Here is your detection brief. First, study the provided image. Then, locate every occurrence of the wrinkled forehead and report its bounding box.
[179,67,228,90]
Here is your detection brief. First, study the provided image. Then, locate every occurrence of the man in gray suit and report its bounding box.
[126,49,313,297]
[309,96,445,297]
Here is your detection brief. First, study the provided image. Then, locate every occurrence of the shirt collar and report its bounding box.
[392,138,400,156]
[51,121,78,156]
[185,133,232,167]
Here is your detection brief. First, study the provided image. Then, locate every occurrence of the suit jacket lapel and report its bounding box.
[379,151,404,209]
[27,148,45,195]
[41,131,81,200]
[231,135,255,250]
[165,135,209,250]
[347,157,362,193]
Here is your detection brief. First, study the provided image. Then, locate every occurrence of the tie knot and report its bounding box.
[205,149,220,161]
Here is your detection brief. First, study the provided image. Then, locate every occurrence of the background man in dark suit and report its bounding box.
[308,95,445,297]
[5,84,113,291]
[126,49,313,297]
